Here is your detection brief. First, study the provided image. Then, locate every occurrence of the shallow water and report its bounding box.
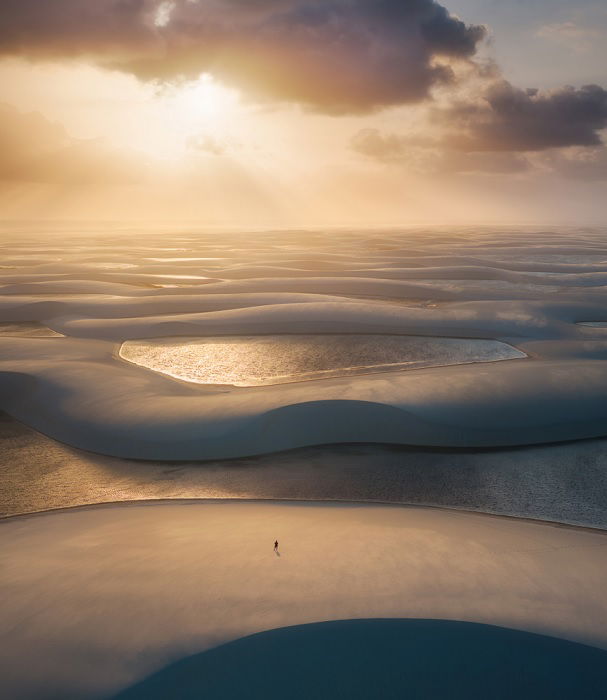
[2,413,606,528]
[120,335,525,386]
[0,322,63,337]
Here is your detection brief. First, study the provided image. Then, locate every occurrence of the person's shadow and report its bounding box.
[275,549,281,557]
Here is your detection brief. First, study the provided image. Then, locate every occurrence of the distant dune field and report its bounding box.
[2,226,607,460]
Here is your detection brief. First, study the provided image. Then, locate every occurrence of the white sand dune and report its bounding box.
[43,299,596,341]
[165,275,595,300]
[0,279,160,295]
[0,271,217,287]
[3,227,607,459]
[0,292,356,321]
[1,501,606,699]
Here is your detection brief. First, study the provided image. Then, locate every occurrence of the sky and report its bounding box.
[0,0,605,226]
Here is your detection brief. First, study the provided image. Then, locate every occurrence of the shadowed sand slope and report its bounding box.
[114,619,607,700]
[1,502,606,698]
[4,337,607,457]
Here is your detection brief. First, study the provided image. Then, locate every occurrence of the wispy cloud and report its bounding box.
[536,22,599,52]
[350,127,530,175]
[0,103,146,184]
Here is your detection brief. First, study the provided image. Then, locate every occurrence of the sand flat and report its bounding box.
[1,501,606,699]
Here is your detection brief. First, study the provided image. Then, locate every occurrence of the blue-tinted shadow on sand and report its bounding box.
[114,619,607,699]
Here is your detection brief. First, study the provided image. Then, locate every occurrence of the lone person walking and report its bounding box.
[274,539,279,553]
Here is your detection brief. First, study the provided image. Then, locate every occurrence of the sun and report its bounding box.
[169,73,239,125]
[149,73,241,160]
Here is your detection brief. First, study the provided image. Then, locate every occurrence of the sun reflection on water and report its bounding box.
[120,334,525,387]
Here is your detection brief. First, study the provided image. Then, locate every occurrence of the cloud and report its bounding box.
[350,78,607,176]
[440,150,529,175]
[535,22,599,52]
[541,146,607,181]
[437,81,607,152]
[0,103,145,184]
[0,0,486,113]
[350,127,529,174]
[350,128,423,164]
[187,134,228,156]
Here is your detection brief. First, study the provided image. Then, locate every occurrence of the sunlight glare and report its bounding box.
[153,74,241,160]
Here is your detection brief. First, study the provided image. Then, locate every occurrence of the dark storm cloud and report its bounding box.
[351,80,607,174]
[0,0,486,113]
[440,81,607,152]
